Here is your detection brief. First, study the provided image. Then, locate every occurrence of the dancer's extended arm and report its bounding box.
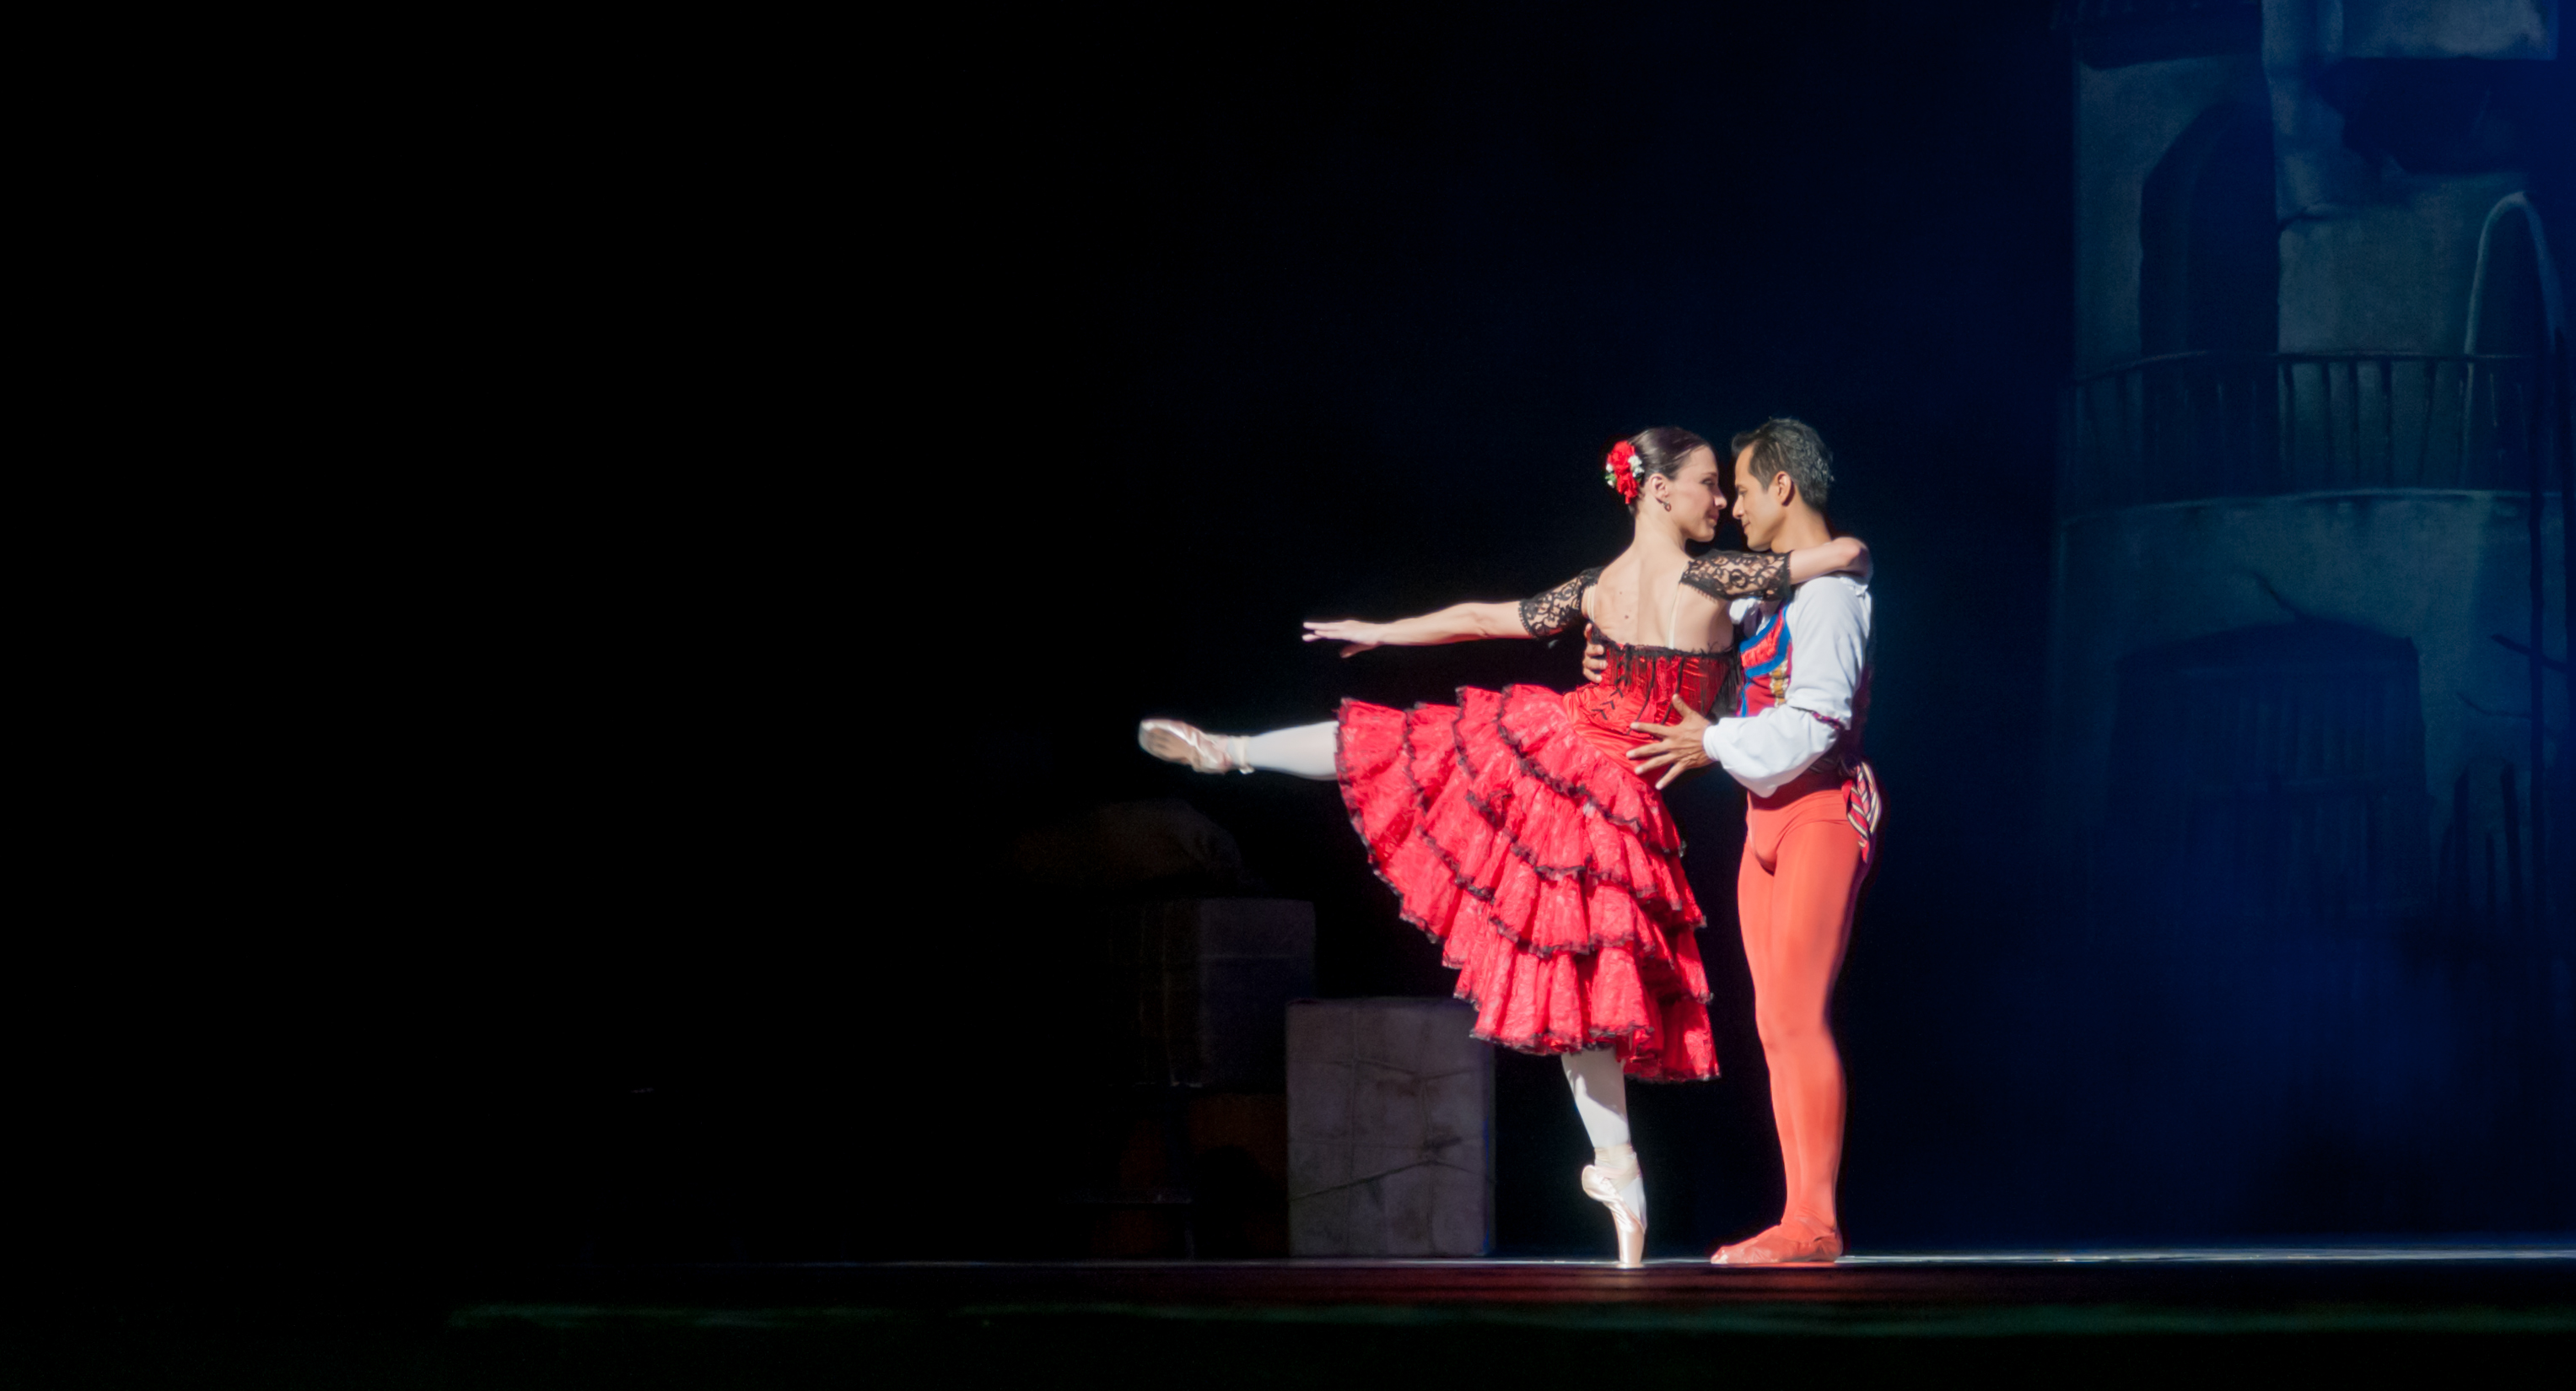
[1302,601,1529,657]
[1303,567,1596,657]
[1306,538,1862,660]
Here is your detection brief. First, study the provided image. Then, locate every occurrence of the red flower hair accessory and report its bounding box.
[1603,440,1642,504]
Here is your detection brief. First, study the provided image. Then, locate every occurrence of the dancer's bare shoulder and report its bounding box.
[1592,549,1641,589]
[1589,550,1641,637]
[1673,583,1735,651]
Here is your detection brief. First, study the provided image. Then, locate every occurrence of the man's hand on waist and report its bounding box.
[1626,698,1713,791]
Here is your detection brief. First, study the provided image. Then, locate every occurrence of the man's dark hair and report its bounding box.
[1730,418,1835,509]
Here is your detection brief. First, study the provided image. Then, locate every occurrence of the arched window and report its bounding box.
[2465,193,2563,357]
[2139,102,2278,357]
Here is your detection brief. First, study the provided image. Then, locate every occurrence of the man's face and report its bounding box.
[1731,445,1786,551]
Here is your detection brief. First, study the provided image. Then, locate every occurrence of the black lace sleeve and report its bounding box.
[1679,550,1792,603]
[1517,567,1602,638]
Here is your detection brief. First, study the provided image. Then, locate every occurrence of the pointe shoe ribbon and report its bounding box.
[1138,719,1250,774]
[1579,1165,1646,1270]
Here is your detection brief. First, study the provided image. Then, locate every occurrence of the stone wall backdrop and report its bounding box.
[2042,0,2573,1236]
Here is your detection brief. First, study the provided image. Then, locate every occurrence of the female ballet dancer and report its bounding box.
[1139,427,1867,1266]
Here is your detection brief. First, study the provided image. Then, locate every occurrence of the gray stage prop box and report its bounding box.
[1286,998,1494,1256]
[1129,898,1317,1090]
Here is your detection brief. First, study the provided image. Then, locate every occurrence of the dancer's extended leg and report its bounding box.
[1242,723,1338,779]
[1563,1049,1646,1265]
[1716,809,1864,1266]
[1139,719,1339,779]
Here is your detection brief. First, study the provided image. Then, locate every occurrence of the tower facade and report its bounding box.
[2053,0,2567,930]
[2046,0,2570,1229]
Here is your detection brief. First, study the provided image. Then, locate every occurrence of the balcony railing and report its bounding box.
[2057,351,2554,515]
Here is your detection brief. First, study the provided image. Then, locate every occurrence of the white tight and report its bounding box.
[1560,1049,1632,1149]
[1565,1049,1644,1225]
[1241,722,1339,780]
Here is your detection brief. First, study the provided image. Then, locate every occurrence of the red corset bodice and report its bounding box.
[1560,623,1736,763]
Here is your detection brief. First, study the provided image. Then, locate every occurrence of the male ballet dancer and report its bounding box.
[1618,418,1879,1265]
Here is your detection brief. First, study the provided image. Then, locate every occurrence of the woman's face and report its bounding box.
[1653,445,1727,542]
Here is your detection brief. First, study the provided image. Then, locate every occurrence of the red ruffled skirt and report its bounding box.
[1335,684,1718,1081]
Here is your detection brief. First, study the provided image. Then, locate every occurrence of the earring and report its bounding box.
[1657,499,1671,511]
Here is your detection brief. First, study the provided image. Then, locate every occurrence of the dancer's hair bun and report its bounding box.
[1605,428,1712,509]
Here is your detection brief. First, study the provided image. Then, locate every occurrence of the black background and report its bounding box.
[59,3,2560,1285]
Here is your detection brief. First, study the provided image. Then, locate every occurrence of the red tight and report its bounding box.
[1735,784,1867,1237]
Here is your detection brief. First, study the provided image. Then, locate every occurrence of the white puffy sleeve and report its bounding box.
[1702,578,1870,797]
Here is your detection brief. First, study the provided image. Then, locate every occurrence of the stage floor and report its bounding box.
[457,1246,2576,1336]
[18,1249,2571,1388]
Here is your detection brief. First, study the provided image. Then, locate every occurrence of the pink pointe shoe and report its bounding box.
[1137,719,1251,774]
[1580,1164,1646,1269]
